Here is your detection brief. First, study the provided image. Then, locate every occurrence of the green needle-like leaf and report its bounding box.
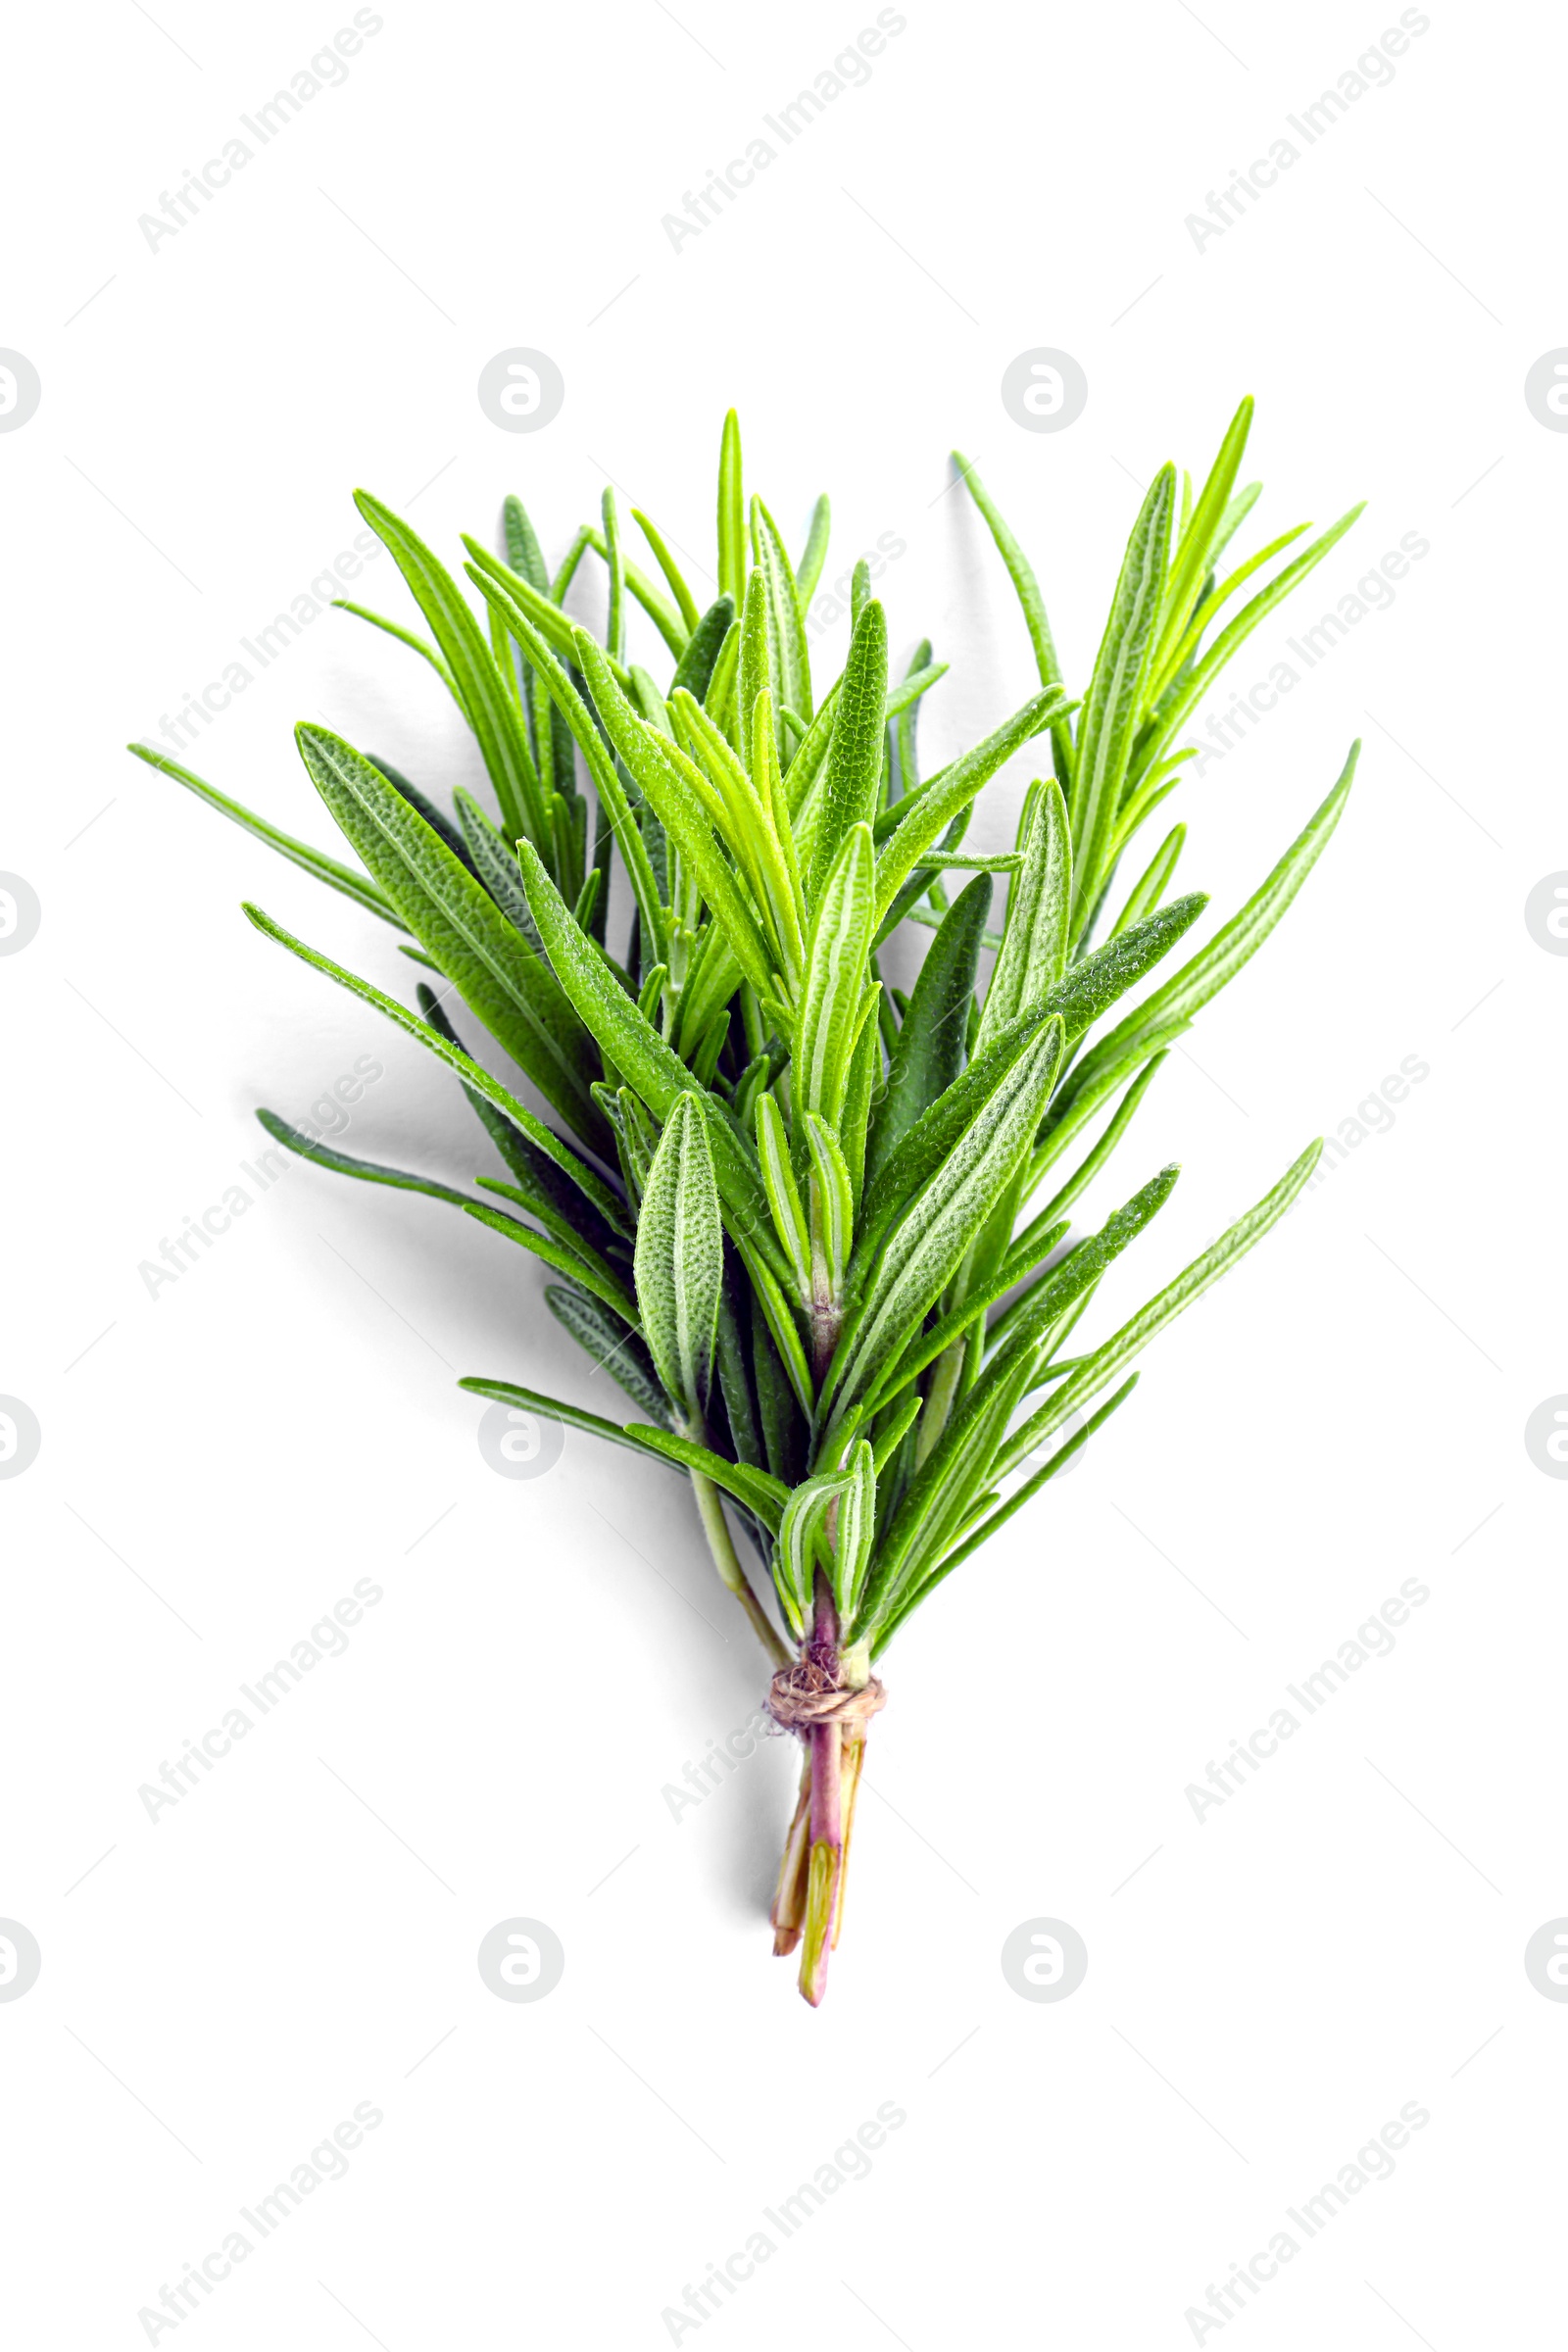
[1069,465,1176,933]
[950,452,1066,699]
[795,494,831,602]
[372,758,478,876]
[824,1016,1066,1427]
[241,901,625,1233]
[464,538,590,668]
[624,1425,790,1528]
[717,410,746,609]
[772,1443,876,1640]
[1066,745,1357,1111]
[254,1109,472,1205]
[517,840,793,1291]
[794,820,876,1143]
[634,1096,725,1425]
[574,634,778,999]
[457,1376,656,1460]
[865,872,990,1190]
[858,1211,1072,1420]
[806,599,887,902]
[1034,1051,1168,1229]
[1153,395,1253,678]
[858,1340,1040,1636]
[874,686,1073,921]
[1039,892,1208,1047]
[632,508,702,634]
[502,495,549,593]
[804,1113,855,1304]
[1112,823,1186,937]
[354,491,545,853]
[988,1162,1180,1371]
[950,450,1075,789]
[840,985,882,1213]
[1152,523,1310,700]
[1131,504,1365,786]
[545,1286,673,1428]
[757,1093,812,1301]
[880,1376,1140,1642]
[330,601,459,697]
[452,787,535,934]
[295,723,605,1151]
[583,522,688,662]
[996,1139,1321,1478]
[713,1274,764,1475]
[752,495,812,725]
[974,778,1070,1056]
[1028,1013,1190,1192]
[475,1177,634,1302]
[464,1200,640,1324]
[601,486,626,662]
[670,595,737,700]
[884,661,950,725]
[737,565,779,774]
[129,744,404,928]
[857,1007,1057,1271]
[467,573,668,968]
[419,984,631,1250]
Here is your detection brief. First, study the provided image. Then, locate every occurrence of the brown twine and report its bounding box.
[766,1662,888,1734]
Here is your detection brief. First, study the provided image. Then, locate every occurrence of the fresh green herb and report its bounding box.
[132,401,1358,2004]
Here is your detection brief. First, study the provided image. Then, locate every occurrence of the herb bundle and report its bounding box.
[133,400,1360,2002]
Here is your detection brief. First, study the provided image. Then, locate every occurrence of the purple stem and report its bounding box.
[807,1576,844,1953]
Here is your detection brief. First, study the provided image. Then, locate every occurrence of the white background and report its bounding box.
[4,0,1564,2344]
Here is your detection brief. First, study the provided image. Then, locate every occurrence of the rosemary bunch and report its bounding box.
[133,400,1361,2003]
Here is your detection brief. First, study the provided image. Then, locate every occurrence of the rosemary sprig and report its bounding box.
[132,399,1360,2004]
